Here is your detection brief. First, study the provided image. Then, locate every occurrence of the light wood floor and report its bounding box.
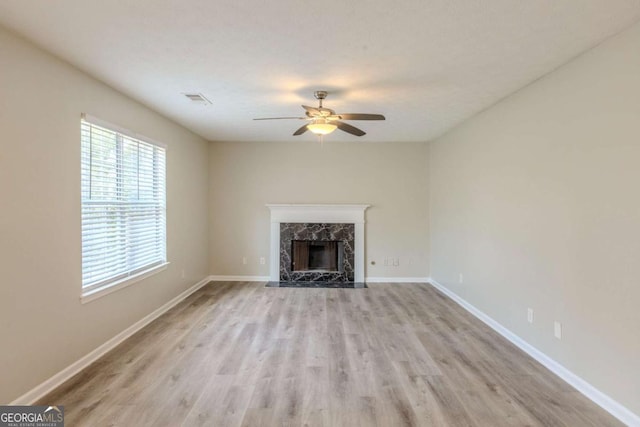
[40,282,623,426]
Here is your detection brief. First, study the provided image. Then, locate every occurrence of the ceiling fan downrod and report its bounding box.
[314,90,328,108]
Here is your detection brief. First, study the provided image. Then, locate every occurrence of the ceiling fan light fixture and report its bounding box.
[307,119,337,135]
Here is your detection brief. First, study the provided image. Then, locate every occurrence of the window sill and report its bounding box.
[80,262,170,304]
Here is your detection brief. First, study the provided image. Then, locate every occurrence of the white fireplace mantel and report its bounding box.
[266,204,370,282]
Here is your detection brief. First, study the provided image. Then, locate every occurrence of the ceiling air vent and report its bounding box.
[183,93,212,105]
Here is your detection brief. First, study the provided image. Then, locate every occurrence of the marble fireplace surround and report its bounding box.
[267,204,369,283]
[280,223,354,282]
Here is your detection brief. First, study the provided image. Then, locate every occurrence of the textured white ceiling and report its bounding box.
[1,1,639,142]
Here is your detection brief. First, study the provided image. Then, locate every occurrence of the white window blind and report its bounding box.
[81,116,166,292]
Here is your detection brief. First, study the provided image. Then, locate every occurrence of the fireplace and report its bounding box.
[266,204,369,283]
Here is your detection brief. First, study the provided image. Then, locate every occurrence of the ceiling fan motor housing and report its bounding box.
[314,90,328,100]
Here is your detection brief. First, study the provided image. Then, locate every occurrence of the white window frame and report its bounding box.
[80,114,169,303]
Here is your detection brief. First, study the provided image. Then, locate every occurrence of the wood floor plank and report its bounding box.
[37,281,625,427]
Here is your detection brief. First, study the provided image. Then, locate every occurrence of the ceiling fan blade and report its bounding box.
[336,113,386,121]
[302,105,320,115]
[293,124,309,136]
[253,117,306,120]
[335,121,366,136]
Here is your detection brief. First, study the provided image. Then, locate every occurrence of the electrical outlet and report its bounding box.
[393,258,399,267]
[459,273,464,284]
[242,257,247,265]
[527,308,534,324]
[260,257,266,265]
[554,321,562,339]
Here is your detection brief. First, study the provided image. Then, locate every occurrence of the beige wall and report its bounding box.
[429,22,640,415]
[208,141,429,279]
[0,27,209,403]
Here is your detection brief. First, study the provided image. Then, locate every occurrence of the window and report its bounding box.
[81,115,167,297]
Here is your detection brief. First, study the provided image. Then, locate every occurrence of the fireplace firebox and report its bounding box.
[292,240,345,272]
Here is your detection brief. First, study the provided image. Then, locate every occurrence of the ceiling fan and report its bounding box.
[254,91,385,137]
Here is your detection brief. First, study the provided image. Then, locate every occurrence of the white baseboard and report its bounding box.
[208,275,270,282]
[10,276,212,405]
[428,278,640,427]
[365,276,430,283]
